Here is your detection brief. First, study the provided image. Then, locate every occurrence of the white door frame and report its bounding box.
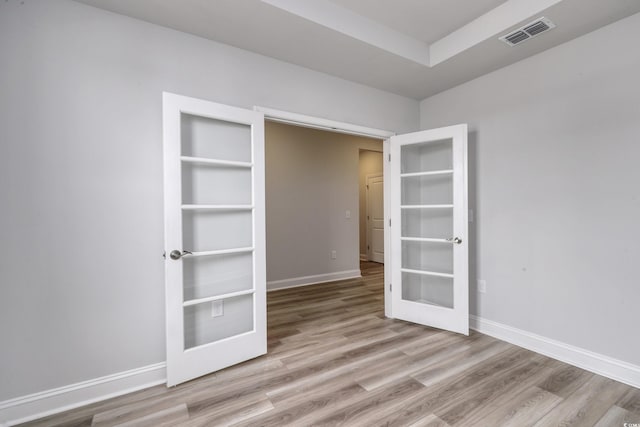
[253,106,396,318]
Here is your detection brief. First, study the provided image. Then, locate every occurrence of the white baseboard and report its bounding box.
[0,363,166,426]
[360,253,368,262]
[267,269,361,291]
[470,315,640,389]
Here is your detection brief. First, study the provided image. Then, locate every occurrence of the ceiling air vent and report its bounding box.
[505,30,529,45]
[499,17,556,46]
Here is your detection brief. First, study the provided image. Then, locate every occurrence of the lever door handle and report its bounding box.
[446,237,462,244]
[169,250,192,260]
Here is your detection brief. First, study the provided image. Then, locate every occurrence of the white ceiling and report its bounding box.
[73,0,640,100]
[334,0,509,44]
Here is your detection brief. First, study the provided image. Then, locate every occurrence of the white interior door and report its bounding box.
[163,93,266,386]
[367,174,384,263]
[390,124,468,335]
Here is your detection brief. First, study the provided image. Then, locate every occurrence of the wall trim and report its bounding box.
[267,269,361,291]
[360,253,368,262]
[470,315,640,389]
[0,363,166,426]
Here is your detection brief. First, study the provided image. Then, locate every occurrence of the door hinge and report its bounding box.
[366,184,369,189]
[389,283,392,292]
[388,154,391,162]
[367,245,370,250]
[367,215,370,220]
[389,218,391,227]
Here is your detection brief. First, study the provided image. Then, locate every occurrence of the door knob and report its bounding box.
[169,250,192,260]
[446,237,462,244]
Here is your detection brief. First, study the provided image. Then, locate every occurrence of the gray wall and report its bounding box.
[420,12,640,366]
[0,0,418,400]
[265,122,382,284]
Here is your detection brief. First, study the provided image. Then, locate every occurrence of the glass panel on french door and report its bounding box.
[183,253,253,301]
[401,138,452,173]
[182,210,252,252]
[401,209,452,239]
[182,164,251,205]
[184,294,254,350]
[179,112,255,350]
[401,174,453,205]
[401,272,453,309]
[400,137,455,308]
[181,113,252,162]
[401,240,452,274]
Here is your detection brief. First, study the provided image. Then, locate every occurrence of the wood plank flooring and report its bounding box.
[20,262,640,426]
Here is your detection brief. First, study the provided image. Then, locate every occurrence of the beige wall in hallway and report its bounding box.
[265,122,382,285]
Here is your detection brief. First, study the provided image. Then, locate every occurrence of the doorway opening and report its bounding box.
[264,121,384,292]
[256,105,395,320]
[263,120,388,351]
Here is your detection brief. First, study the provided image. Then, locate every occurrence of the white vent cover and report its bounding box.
[499,17,556,46]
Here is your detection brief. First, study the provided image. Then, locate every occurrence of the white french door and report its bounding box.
[390,124,469,335]
[163,93,266,386]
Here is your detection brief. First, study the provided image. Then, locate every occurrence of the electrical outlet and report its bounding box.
[345,210,351,219]
[477,280,487,294]
[211,300,224,317]
[331,250,337,259]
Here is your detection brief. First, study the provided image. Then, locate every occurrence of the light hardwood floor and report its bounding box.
[21,262,640,426]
